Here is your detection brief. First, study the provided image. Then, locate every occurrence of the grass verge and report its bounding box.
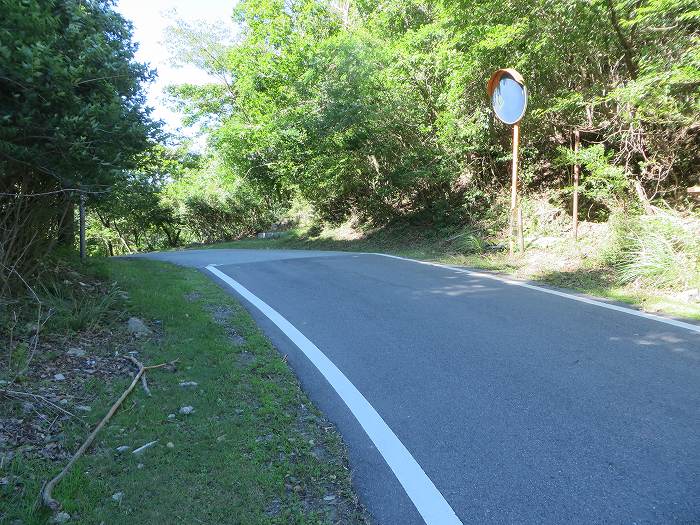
[1,258,368,524]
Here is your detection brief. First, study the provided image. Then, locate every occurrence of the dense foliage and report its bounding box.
[85,147,278,255]
[2,0,699,283]
[168,0,699,227]
[0,0,159,283]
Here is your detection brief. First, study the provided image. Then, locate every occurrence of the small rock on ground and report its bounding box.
[179,381,198,388]
[111,492,124,502]
[53,373,65,381]
[127,317,152,337]
[51,512,71,523]
[66,347,86,357]
[678,288,700,303]
[132,440,158,455]
[179,406,194,415]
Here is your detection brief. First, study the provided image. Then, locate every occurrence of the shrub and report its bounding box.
[557,145,629,213]
[445,228,488,254]
[182,186,277,243]
[38,278,123,333]
[607,211,700,290]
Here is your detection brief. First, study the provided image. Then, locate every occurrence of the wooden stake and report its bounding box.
[510,123,521,255]
[573,129,580,241]
[517,207,524,253]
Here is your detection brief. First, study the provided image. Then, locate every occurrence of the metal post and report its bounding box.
[79,192,86,263]
[510,122,520,255]
[573,129,580,241]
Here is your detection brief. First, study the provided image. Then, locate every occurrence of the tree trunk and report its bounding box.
[604,0,638,79]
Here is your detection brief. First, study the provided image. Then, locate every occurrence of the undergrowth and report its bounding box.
[606,210,700,290]
[1,258,125,380]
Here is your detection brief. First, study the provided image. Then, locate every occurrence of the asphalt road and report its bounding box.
[133,249,700,524]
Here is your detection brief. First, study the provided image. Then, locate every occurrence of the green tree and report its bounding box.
[0,0,160,279]
[87,146,200,255]
[167,0,699,230]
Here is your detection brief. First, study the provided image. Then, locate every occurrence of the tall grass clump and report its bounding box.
[30,258,123,334]
[606,211,700,290]
[38,280,123,333]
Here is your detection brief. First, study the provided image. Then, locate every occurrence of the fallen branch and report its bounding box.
[125,355,151,396]
[40,357,177,511]
[0,389,82,424]
[444,231,470,243]
[633,180,656,215]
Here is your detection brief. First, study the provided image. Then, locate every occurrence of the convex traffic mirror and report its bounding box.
[487,69,527,125]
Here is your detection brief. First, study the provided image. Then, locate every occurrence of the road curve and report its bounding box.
[131,249,700,524]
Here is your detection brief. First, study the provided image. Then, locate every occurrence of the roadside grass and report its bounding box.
[1,259,368,524]
[202,223,700,321]
[199,223,453,260]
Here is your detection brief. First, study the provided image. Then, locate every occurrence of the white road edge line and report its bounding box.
[205,264,463,525]
[370,253,700,335]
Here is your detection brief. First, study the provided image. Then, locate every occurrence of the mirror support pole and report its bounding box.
[573,129,580,241]
[510,122,523,255]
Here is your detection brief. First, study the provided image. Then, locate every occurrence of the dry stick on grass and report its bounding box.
[0,389,83,424]
[125,355,151,396]
[40,358,178,511]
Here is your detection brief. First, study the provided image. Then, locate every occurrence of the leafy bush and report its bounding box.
[557,145,629,211]
[1,0,159,282]
[176,169,279,243]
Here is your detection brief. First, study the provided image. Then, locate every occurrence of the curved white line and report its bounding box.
[206,265,462,525]
[370,253,700,335]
